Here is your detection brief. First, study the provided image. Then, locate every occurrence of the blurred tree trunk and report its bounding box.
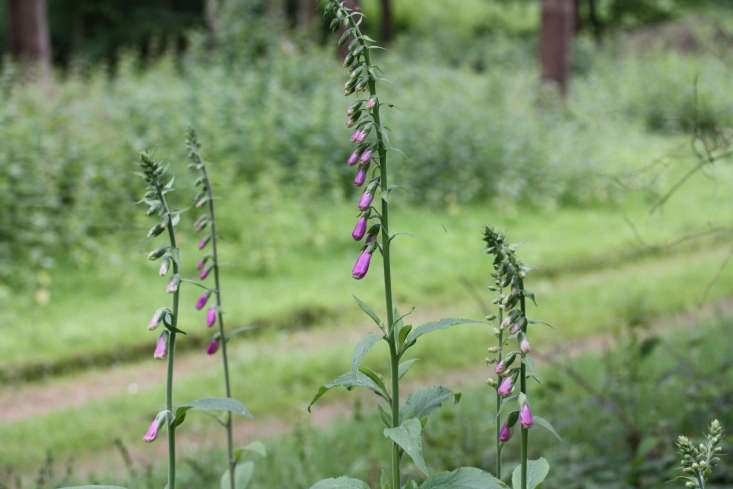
[380,0,393,42]
[204,0,220,48]
[6,0,52,78]
[297,0,318,27]
[540,0,574,95]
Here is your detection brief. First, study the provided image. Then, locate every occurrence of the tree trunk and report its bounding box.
[6,0,52,76]
[540,0,574,95]
[380,0,393,43]
[297,0,318,27]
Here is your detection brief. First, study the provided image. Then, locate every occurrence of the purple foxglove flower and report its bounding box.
[366,98,375,108]
[520,339,531,353]
[347,107,354,116]
[143,418,160,442]
[153,334,167,359]
[494,360,506,374]
[365,233,377,245]
[509,323,519,334]
[497,376,513,397]
[195,293,209,310]
[356,130,367,143]
[196,258,205,270]
[206,337,220,355]
[198,237,208,250]
[358,191,373,211]
[351,129,361,142]
[148,313,160,331]
[207,307,217,327]
[359,148,372,163]
[499,423,512,442]
[354,168,367,187]
[352,216,367,241]
[348,151,359,165]
[346,119,354,128]
[200,266,211,280]
[352,250,372,280]
[520,403,534,428]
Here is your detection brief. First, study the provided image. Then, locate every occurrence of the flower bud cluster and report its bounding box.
[676,419,724,488]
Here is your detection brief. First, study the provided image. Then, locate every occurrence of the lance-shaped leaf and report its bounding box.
[310,477,371,489]
[174,397,253,427]
[400,386,459,422]
[220,461,255,489]
[533,416,563,441]
[234,440,267,462]
[354,295,382,328]
[511,458,550,489]
[352,333,382,372]
[401,318,482,353]
[398,358,418,379]
[420,467,509,489]
[309,370,388,411]
[383,418,429,477]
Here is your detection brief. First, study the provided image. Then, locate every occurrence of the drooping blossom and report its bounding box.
[366,98,375,108]
[143,417,161,442]
[148,312,160,331]
[200,266,211,280]
[520,403,534,428]
[497,376,513,397]
[198,237,209,250]
[495,360,506,374]
[195,293,209,310]
[166,278,178,293]
[206,337,220,355]
[354,168,367,187]
[352,217,367,241]
[520,338,531,353]
[207,308,217,327]
[359,148,372,163]
[153,334,168,359]
[348,151,359,165]
[352,250,372,280]
[346,119,354,128]
[499,423,512,442]
[358,191,373,211]
[196,257,206,270]
[365,234,377,245]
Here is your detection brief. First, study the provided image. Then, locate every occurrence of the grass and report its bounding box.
[16,313,733,488]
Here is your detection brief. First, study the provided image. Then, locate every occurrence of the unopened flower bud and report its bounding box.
[207,308,217,327]
[488,346,499,353]
[159,259,169,276]
[366,98,375,108]
[352,216,367,241]
[352,250,372,280]
[356,130,367,143]
[348,151,359,165]
[509,323,519,334]
[358,191,374,211]
[360,148,372,163]
[346,118,354,128]
[206,337,220,355]
[497,377,513,397]
[495,360,506,374]
[354,168,367,186]
[350,129,361,142]
[200,265,212,280]
[198,235,210,250]
[501,317,511,328]
[365,233,377,245]
[153,334,168,359]
[147,246,167,261]
[520,339,531,353]
[486,377,497,386]
[520,403,534,428]
[166,277,179,293]
[195,292,209,310]
[499,423,512,442]
[143,411,167,442]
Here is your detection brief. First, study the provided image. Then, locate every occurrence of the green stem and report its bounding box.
[197,151,236,489]
[519,278,527,489]
[158,185,179,489]
[495,305,503,480]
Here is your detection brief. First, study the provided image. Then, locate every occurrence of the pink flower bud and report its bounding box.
[497,376,513,397]
[194,217,202,232]
[347,107,354,116]
[143,418,160,442]
[509,323,519,334]
[200,266,211,280]
[346,118,354,128]
[166,278,178,293]
[352,216,367,241]
[354,168,367,187]
[198,237,208,250]
[148,313,160,331]
[348,151,359,165]
[351,129,361,142]
[196,258,205,270]
[352,250,372,280]
[207,308,217,327]
[359,149,372,163]
[520,403,534,428]
[358,191,373,211]
[206,337,220,355]
[159,260,169,276]
[195,293,209,310]
[356,130,367,143]
[494,360,506,374]
[499,423,512,442]
[520,339,531,353]
[501,317,511,328]
[365,233,377,245]
[366,98,375,108]
[153,334,167,359]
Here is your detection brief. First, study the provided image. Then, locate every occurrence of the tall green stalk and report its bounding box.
[189,135,236,489]
[519,278,527,489]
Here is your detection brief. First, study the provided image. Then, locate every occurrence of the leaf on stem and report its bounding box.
[511,458,550,489]
[220,461,255,489]
[400,386,460,423]
[532,416,563,441]
[353,295,383,329]
[420,467,508,489]
[383,418,429,477]
[401,318,483,353]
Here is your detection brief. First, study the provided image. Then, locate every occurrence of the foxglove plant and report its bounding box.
[138,152,185,489]
[308,3,504,489]
[675,419,724,489]
[186,129,263,489]
[484,228,559,488]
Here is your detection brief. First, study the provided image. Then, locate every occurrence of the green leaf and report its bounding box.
[352,333,382,372]
[220,461,255,489]
[309,370,388,411]
[182,397,253,418]
[420,467,508,489]
[400,386,459,422]
[522,357,541,383]
[403,318,482,351]
[383,418,429,476]
[234,440,267,461]
[398,359,418,379]
[353,295,382,328]
[309,477,371,489]
[533,416,562,441]
[172,406,192,428]
[511,458,550,489]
